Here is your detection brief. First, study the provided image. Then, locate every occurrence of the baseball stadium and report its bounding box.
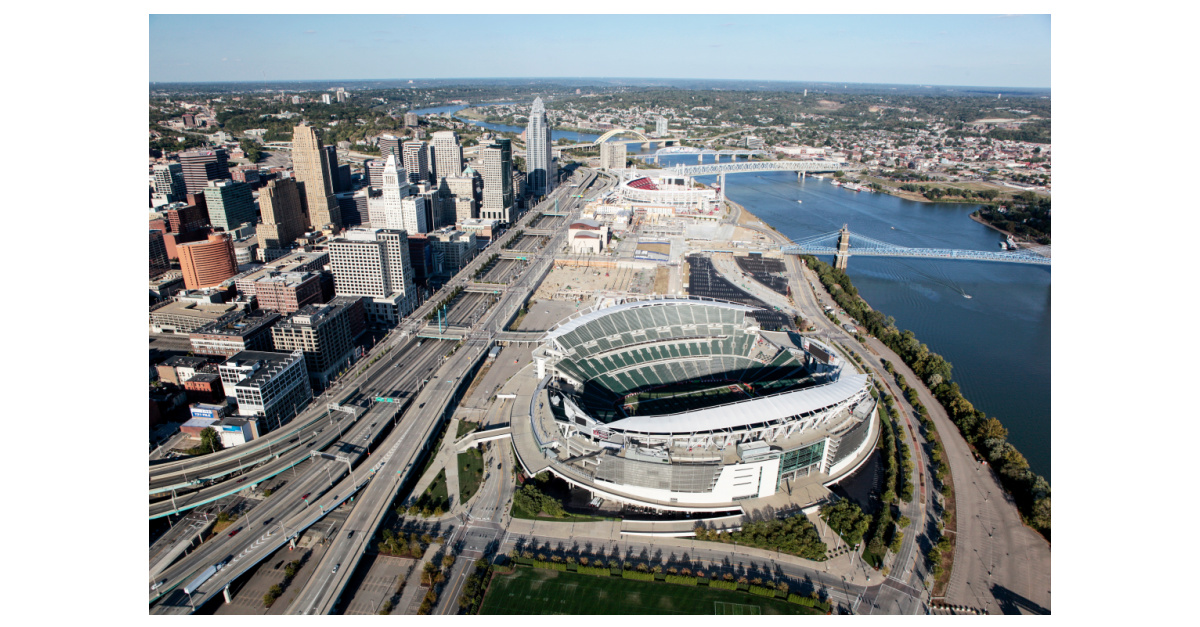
[518,296,878,513]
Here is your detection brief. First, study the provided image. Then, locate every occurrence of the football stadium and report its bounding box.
[519,297,878,513]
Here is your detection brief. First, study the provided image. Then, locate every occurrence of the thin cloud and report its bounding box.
[304,29,317,34]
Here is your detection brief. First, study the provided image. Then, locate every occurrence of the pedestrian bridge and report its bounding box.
[494,331,544,345]
[781,227,1051,267]
[454,424,513,452]
[664,160,857,177]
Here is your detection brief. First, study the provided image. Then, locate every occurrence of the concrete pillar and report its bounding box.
[696,152,703,163]
[719,173,726,205]
[835,224,850,270]
[223,584,233,604]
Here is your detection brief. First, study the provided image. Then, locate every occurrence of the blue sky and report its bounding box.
[149,14,1050,88]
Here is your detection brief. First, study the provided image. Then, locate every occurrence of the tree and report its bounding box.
[977,417,1008,441]
[198,427,224,454]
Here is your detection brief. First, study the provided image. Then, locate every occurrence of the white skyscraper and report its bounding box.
[600,142,626,171]
[367,154,412,229]
[656,116,668,136]
[328,228,416,324]
[431,130,464,180]
[524,97,555,197]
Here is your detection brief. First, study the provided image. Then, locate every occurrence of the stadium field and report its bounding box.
[478,567,824,615]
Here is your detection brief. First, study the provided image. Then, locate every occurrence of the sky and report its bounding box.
[149,14,1050,88]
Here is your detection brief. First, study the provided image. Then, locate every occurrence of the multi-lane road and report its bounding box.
[150,169,612,614]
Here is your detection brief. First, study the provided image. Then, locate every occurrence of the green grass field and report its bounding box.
[458,449,485,504]
[479,567,824,615]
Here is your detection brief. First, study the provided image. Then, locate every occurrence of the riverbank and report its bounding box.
[967,212,1045,250]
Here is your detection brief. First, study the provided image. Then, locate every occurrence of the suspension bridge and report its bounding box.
[779,226,1051,267]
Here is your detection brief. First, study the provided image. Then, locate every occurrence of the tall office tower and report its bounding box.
[402,141,429,185]
[656,115,668,136]
[322,145,343,192]
[416,188,439,230]
[203,179,256,232]
[292,124,341,232]
[404,111,419,127]
[335,189,370,228]
[480,139,514,223]
[153,163,187,201]
[365,160,386,188]
[378,134,402,163]
[524,97,555,197]
[179,148,230,194]
[335,88,347,103]
[426,142,438,183]
[328,228,417,324]
[600,141,626,170]
[257,177,306,251]
[375,154,424,233]
[431,130,464,179]
[178,233,238,289]
[321,93,332,105]
[149,230,171,278]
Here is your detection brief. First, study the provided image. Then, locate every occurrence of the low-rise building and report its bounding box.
[149,299,239,335]
[252,271,324,314]
[428,227,477,276]
[188,309,281,357]
[156,355,209,385]
[218,350,312,437]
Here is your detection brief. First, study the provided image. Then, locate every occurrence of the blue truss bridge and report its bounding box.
[779,226,1051,267]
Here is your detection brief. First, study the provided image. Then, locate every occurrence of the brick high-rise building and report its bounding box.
[179,149,230,194]
[292,124,341,232]
[178,233,237,290]
[149,230,171,278]
[269,296,366,387]
[253,271,324,314]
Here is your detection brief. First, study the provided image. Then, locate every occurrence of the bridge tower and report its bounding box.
[835,224,851,270]
[696,152,703,163]
[719,173,726,206]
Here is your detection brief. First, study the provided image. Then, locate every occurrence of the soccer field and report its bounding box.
[478,567,824,615]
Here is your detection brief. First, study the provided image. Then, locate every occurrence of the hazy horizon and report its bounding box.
[150,14,1050,88]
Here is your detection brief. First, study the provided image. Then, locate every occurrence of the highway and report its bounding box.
[149,338,456,612]
[149,337,454,518]
[150,168,612,614]
[287,170,608,614]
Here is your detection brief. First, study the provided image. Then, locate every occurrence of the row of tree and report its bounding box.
[262,559,301,607]
[693,514,827,561]
[803,256,1050,539]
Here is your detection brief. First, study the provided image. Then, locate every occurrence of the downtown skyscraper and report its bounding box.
[524,97,556,197]
[292,124,342,232]
[480,139,513,224]
[431,131,464,180]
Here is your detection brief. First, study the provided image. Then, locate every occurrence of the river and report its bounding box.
[640,152,1051,481]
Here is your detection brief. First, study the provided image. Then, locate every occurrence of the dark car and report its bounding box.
[302,493,311,501]
[228,528,241,537]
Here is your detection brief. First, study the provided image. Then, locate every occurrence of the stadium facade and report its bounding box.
[520,297,878,512]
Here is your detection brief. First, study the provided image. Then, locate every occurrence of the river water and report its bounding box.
[410,106,1052,480]
[644,153,1052,481]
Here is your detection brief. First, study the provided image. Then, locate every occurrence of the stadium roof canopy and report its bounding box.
[606,372,868,435]
[545,297,757,345]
